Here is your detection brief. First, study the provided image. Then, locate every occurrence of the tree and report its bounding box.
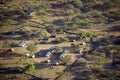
[26,44,37,54]
[36,29,50,39]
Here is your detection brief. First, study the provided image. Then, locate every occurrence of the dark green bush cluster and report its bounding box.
[78,32,93,39]
[36,30,50,39]
[55,37,69,43]
[55,38,62,43]
[71,43,80,50]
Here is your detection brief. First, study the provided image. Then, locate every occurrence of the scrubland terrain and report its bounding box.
[0,0,120,80]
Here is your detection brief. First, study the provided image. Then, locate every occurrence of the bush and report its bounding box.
[18,29,32,37]
[71,43,80,50]
[78,32,93,39]
[46,25,57,33]
[71,24,78,30]
[26,44,37,53]
[55,38,62,43]
[79,32,87,39]
[55,37,69,43]
[88,75,94,80]
[62,37,69,42]
[92,50,101,56]
[77,58,87,64]
[2,19,15,26]
[56,72,64,76]
[36,30,50,39]
[25,63,35,71]
[73,0,83,7]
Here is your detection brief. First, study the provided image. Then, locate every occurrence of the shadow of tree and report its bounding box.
[109,26,120,32]
[34,61,49,70]
[52,19,64,26]
[0,51,24,58]
[0,67,23,74]
[35,49,48,58]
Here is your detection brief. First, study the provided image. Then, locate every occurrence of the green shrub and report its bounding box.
[71,43,80,50]
[71,24,78,30]
[26,44,37,53]
[92,50,101,55]
[19,29,32,37]
[25,63,35,71]
[36,30,50,39]
[73,0,83,7]
[79,32,87,39]
[78,32,93,39]
[80,20,91,26]
[55,38,62,43]
[56,72,64,77]
[88,75,94,80]
[77,58,87,64]
[62,37,69,42]
[2,19,15,26]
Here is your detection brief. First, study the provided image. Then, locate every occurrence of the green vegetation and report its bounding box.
[19,29,32,37]
[0,0,120,80]
[26,44,37,54]
[78,32,93,39]
[73,0,83,7]
[54,47,62,52]
[62,37,69,42]
[36,30,50,39]
[2,19,16,26]
[25,62,35,71]
[55,38,62,43]
[55,37,69,43]
[71,43,80,50]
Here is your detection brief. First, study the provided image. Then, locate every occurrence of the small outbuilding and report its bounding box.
[46,47,54,58]
[18,40,26,47]
[26,9,35,15]
[50,34,56,38]
[59,49,68,59]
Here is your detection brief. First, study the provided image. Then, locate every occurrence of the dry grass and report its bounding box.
[32,65,66,79]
